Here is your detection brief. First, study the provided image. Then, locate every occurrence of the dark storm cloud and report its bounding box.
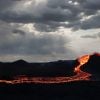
[0,0,100,31]
[80,15,100,30]
[0,0,100,61]
[0,23,76,61]
[13,29,26,35]
[0,0,15,10]
[0,0,80,32]
[0,31,70,55]
[0,0,87,31]
[0,0,80,22]
[82,0,100,10]
[81,32,100,39]
[81,35,97,39]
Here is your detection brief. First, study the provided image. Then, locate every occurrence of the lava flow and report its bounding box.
[0,54,92,84]
[74,55,90,73]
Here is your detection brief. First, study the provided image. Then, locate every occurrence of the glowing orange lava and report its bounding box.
[74,55,90,73]
[0,54,94,84]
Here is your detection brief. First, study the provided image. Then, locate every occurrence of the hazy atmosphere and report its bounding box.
[0,0,100,62]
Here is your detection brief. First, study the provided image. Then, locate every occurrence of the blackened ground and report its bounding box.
[0,60,78,79]
[0,81,100,100]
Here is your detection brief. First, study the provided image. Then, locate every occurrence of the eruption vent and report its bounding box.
[74,55,90,73]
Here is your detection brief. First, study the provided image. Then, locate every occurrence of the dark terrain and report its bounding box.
[0,60,77,79]
[0,53,100,100]
[0,81,100,100]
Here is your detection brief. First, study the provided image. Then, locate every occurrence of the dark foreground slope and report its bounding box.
[0,81,100,100]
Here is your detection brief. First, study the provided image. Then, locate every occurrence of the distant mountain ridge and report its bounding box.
[0,53,100,80]
[13,59,28,64]
[0,59,78,79]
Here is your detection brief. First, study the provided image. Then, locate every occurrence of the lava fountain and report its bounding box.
[0,54,93,84]
[74,55,90,73]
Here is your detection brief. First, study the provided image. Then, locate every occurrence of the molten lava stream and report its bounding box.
[74,55,91,80]
[74,55,90,73]
[0,55,92,84]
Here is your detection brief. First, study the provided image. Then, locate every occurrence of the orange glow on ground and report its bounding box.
[0,53,99,84]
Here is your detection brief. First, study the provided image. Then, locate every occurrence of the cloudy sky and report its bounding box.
[0,0,100,62]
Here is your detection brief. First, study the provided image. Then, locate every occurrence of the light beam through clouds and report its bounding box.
[0,0,100,62]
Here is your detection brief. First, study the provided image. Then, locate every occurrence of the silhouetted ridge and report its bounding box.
[0,60,78,79]
[13,59,28,64]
